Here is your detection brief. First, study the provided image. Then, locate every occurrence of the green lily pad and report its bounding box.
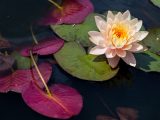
[135,51,160,72]
[141,28,160,54]
[51,13,100,47]
[11,51,37,69]
[54,42,119,81]
[150,0,160,7]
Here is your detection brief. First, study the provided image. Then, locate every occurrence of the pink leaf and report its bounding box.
[22,83,83,119]
[0,62,52,93]
[21,37,64,56]
[39,0,94,25]
[116,107,138,120]
[96,115,117,120]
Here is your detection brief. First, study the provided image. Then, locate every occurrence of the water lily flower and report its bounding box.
[89,10,149,68]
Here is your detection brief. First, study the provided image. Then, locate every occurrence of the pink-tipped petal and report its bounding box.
[22,83,83,119]
[107,56,120,68]
[122,52,136,67]
[116,49,126,58]
[95,16,107,32]
[122,10,131,21]
[107,11,115,20]
[88,31,105,45]
[133,31,149,42]
[134,20,142,32]
[129,43,143,52]
[105,49,116,58]
[89,46,107,55]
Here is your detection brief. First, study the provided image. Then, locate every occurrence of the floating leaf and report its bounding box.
[11,51,37,69]
[96,115,117,120]
[135,51,160,72]
[0,62,52,93]
[22,83,83,119]
[54,42,119,81]
[141,28,160,54]
[39,0,94,25]
[0,38,11,49]
[150,0,160,7]
[51,13,100,47]
[21,37,64,56]
[0,54,15,72]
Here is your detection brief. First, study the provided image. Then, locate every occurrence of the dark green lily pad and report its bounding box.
[150,0,160,7]
[54,42,119,81]
[11,51,37,69]
[141,28,160,54]
[135,51,160,72]
[51,13,100,47]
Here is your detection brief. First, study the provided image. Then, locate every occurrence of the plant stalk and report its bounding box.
[48,0,63,10]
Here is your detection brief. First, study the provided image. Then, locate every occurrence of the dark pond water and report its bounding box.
[0,0,160,120]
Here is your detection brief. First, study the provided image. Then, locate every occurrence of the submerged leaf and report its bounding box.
[0,38,11,49]
[141,28,160,54]
[54,42,119,81]
[51,13,99,47]
[96,115,117,120]
[39,0,94,25]
[0,62,52,93]
[0,54,15,72]
[21,37,64,56]
[117,107,138,120]
[22,83,83,119]
[135,51,160,72]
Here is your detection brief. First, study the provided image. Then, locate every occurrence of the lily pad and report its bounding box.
[54,42,119,81]
[22,83,83,119]
[141,28,160,54]
[135,51,160,72]
[150,0,160,7]
[51,13,100,47]
[11,51,37,69]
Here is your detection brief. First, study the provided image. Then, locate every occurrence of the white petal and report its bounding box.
[105,49,116,58]
[88,31,105,45]
[122,10,131,21]
[133,31,149,41]
[115,12,123,21]
[123,44,132,50]
[130,18,138,26]
[134,20,142,32]
[95,16,107,32]
[89,46,107,55]
[107,11,115,20]
[122,52,136,67]
[116,49,126,58]
[107,56,120,68]
[129,43,143,52]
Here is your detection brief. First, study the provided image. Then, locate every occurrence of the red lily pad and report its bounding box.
[39,0,94,25]
[0,62,52,93]
[21,37,64,56]
[22,83,83,119]
[0,54,15,72]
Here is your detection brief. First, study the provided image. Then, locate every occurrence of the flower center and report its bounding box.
[111,23,129,47]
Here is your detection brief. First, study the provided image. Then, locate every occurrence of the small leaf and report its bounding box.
[150,0,160,7]
[21,37,64,56]
[54,42,119,81]
[51,13,100,47]
[135,51,160,72]
[0,62,52,93]
[22,83,83,119]
[11,51,37,69]
[117,107,138,120]
[141,28,160,54]
[39,0,94,25]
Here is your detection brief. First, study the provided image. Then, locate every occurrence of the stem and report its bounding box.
[30,50,52,96]
[48,0,63,10]
[30,26,38,45]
